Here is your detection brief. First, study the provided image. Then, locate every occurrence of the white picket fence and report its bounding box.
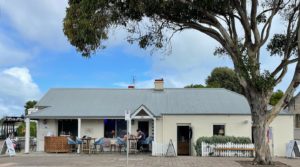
[201,142,255,157]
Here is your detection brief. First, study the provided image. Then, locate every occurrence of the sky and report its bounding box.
[0,0,297,117]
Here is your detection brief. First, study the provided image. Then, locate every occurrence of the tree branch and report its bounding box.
[260,2,280,46]
[268,60,300,124]
[267,11,300,123]
[272,58,298,78]
[232,0,252,45]
[251,0,260,44]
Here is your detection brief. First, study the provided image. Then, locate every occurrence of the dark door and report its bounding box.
[177,126,190,155]
[138,121,149,137]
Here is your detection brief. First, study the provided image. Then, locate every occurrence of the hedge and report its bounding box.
[194,136,252,156]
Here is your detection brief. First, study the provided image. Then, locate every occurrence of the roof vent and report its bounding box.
[154,78,164,91]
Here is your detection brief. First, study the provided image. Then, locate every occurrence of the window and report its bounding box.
[104,119,127,138]
[213,125,225,136]
[296,114,300,128]
[58,120,78,136]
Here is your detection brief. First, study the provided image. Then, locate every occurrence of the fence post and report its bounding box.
[201,142,204,156]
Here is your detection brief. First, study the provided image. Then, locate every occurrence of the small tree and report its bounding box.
[206,67,243,94]
[16,122,37,137]
[63,0,300,164]
[186,67,283,105]
[24,100,37,115]
[19,100,37,137]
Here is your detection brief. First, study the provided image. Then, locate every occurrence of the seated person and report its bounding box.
[111,130,116,138]
[123,134,128,141]
[136,129,145,150]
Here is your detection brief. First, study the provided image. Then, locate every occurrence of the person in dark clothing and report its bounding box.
[136,129,145,150]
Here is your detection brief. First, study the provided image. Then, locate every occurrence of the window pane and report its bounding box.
[213,125,225,136]
[58,120,78,136]
[104,119,115,138]
[116,119,127,137]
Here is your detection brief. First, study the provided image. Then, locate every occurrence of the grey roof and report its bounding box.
[28,88,252,119]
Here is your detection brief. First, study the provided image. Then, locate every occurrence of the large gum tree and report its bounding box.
[63,0,300,164]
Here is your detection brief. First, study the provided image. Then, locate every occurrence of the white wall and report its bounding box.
[160,115,252,156]
[270,115,294,157]
[80,119,104,138]
[36,120,57,151]
[157,115,293,157]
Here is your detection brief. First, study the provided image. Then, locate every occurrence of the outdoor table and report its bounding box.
[81,138,95,154]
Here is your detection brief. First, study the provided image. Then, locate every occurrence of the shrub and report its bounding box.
[194,136,252,156]
[16,122,37,137]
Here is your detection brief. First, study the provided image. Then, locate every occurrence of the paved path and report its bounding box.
[0,153,299,167]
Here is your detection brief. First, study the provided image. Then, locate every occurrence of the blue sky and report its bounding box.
[0,0,297,117]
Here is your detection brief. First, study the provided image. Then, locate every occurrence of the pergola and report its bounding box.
[1,116,24,138]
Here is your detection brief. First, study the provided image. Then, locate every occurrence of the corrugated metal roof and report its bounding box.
[28,88,252,119]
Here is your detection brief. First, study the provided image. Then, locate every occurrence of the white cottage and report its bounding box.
[26,79,293,156]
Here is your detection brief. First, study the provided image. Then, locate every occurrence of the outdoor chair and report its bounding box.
[67,137,77,152]
[30,138,37,151]
[93,137,105,153]
[140,136,153,152]
[102,138,111,152]
[116,137,126,153]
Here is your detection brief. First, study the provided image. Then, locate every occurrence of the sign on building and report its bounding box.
[125,110,131,121]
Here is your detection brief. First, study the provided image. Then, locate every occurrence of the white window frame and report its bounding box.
[213,124,226,136]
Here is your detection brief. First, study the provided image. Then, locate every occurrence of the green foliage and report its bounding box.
[184,67,243,94]
[206,67,243,94]
[252,71,275,92]
[194,136,252,156]
[63,0,233,57]
[267,34,298,57]
[24,100,37,115]
[184,84,205,88]
[270,90,284,106]
[64,0,284,94]
[16,122,37,137]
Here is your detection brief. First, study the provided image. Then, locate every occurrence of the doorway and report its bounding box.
[177,125,191,155]
[138,121,149,137]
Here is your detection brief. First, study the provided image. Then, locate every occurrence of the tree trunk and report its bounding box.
[251,96,272,165]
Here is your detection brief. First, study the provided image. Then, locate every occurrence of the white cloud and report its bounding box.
[0,67,41,118]
[145,30,233,87]
[0,0,69,50]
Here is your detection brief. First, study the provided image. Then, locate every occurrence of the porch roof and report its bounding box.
[28,88,253,119]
